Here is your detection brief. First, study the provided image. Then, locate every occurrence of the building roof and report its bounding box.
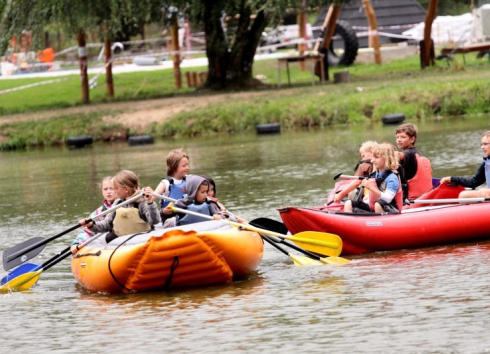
[314,0,427,47]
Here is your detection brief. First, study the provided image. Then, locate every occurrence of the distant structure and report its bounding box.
[313,0,426,48]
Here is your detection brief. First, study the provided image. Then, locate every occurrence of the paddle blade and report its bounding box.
[1,263,41,285]
[320,256,350,265]
[290,254,323,266]
[3,237,46,271]
[0,270,42,293]
[287,231,342,257]
[249,218,289,235]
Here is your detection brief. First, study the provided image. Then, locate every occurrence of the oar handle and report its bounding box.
[6,192,145,263]
[412,197,490,204]
[260,234,291,257]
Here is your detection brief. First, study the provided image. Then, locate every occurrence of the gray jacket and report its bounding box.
[89,198,160,233]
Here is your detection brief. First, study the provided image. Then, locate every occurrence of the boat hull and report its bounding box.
[279,203,490,256]
[71,221,263,293]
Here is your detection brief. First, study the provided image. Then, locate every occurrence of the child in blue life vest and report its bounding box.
[205,176,248,223]
[78,170,160,245]
[440,130,490,200]
[343,143,402,214]
[151,149,190,224]
[70,176,115,253]
[163,175,223,227]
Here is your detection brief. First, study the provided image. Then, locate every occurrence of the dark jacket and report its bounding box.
[450,160,486,189]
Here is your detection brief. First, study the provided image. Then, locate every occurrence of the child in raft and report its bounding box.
[162,175,223,227]
[77,170,160,245]
[343,143,403,214]
[440,130,490,200]
[151,149,190,225]
[205,176,248,223]
[333,141,377,204]
[70,176,116,253]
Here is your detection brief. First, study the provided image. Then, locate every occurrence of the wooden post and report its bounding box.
[314,4,341,81]
[362,0,382,64]
[104,37,114,98]
[170,15,182,89]
[314,5,333,53]
[185,71,192,87]
[298,10,306,71]
[421,0,439,69]
[191,71,198,87]
[77,29,89,104]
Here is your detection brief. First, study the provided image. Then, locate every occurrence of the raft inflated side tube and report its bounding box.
[66,135,93,148]
[381,113,405,125]
[256,123,281,135]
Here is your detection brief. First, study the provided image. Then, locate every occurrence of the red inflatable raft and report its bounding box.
[279,184,490,256]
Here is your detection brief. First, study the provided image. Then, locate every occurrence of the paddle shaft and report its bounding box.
[413,197,490,204]
[334,174,366,180]
[5,193,144,264]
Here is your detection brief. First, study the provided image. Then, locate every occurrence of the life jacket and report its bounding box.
[113,203,151,237]
[159,177,186,209]
[368,170,403,212]
[178,202,211,226]
[406,154,433,200]
[484,158,490,188]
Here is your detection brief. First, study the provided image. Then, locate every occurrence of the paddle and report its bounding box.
[333,173,367,180]
[250,218,350,264]
[0,226,108,293]
[3,192,144,271]
[260,234,322,266]
[412,197,490,204]
[153,193,343,257]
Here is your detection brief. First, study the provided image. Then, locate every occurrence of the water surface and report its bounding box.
[1,116,490,352]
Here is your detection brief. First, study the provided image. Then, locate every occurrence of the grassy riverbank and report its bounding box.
[0,52,489,149]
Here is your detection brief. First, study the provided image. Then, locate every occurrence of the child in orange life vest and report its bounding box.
[395,123,432,202]
[70,176,115,253]
[151,149,190,223]
[167,175,223,226]
[440,130,490,200]
[78,170,160,244]
[343,143,402,214]
[333,141,377,204]
[205,176,248,223]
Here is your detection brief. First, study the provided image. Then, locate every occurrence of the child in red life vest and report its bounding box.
[395,123,433,202]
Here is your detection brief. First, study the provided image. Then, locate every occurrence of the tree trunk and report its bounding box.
[77,29,89,104]
[105,37,114,98]
[421,0,438,68]
[203,1,268,89]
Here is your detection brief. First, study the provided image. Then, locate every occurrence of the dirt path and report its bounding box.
[0,90,288,131]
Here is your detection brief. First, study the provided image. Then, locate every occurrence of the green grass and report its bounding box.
[1,50,490,149]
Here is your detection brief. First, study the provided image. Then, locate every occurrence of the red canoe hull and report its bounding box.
[279,204,490,256]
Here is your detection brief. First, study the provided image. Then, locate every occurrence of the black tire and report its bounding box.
[256,123,281,135]
[66,135,93,148]
[327,20,359,66]
[128,135,154,145]
[382,113,405,125]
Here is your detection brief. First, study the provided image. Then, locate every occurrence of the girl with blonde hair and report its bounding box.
[78,170,160,244]
[344,143,403,214]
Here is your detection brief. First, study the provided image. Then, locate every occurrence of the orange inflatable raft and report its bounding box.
[71,221,263,293]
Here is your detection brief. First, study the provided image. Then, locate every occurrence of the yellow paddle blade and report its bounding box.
[287,231,343,257]
[290,254,323,266]
[320,256,350,265]
[0,270,42,293]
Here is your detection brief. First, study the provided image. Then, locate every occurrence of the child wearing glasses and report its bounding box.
[395,123,433,203]
[440,130,490,199]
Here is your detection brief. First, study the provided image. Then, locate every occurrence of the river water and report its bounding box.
[1,116,490,352]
